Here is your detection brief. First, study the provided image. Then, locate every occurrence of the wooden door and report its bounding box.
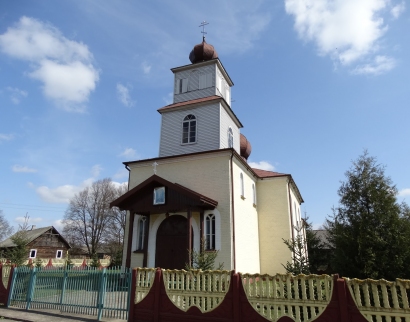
[155,215,188,269]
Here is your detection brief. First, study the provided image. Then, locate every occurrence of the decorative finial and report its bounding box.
[152,162,158,174]
[199,21,209,41]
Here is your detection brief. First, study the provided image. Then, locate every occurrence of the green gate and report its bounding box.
[8,266,132,321]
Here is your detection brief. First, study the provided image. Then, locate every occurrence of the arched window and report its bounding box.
[252,183,256,205]
[240,173,245,198]
[182,114,197,144]
[205,214,216,250]
[136,216,147,251]
[228,127,233,148]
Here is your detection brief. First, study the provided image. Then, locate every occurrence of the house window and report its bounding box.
[252,183,256,206]
[199,73,212,89]
[29,249,37,258]
[153,187,165,205]
[136,216,147,251]
[175,78,188,94]
[182,114,196,144]
[228,127,233,148]
[205,214,216,250]
[240,173,245,198]
[56,250,63,259]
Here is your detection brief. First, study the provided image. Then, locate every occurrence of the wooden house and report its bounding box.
[0,226,71,260]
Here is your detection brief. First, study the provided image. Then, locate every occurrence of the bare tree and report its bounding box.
[63,178,119,256]
[106,184,127,257]
[0,210,13,242]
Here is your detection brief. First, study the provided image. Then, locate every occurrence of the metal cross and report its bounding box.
[199,21,209,38]
[152,162,158,174]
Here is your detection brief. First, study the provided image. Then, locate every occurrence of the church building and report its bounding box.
[110,36,304,275]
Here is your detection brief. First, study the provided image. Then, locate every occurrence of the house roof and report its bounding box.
[0,226,71,248]
[252,168,289,178]
[121,149,304,204]
[157,96,243,128]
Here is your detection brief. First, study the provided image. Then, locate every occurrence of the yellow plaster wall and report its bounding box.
[232,159,260,274]
[257,177,293,275]
[124,151,233,269]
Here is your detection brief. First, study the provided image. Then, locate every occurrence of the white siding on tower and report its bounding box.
[219,106,240,153]
[174,64,216,103]
[159,103,220,157]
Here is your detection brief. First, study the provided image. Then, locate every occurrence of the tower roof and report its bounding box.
[189,38,218,64]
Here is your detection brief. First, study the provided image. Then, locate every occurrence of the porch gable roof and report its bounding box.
[110,174,218,213]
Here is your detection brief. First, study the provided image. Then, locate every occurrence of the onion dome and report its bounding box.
[189,37,218,64]
[240,134,252,161]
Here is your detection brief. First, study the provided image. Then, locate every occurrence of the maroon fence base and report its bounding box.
[0,264,15,306]
[129,269,368,322]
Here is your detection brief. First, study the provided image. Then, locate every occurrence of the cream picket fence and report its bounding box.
[162,269,231,313]
[241,273,334,322]
[346,277,410,322]
[135,268,156,304]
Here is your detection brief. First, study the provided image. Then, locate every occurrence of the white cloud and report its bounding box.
[116,83,135,107]
[141,61,151,74]
[285,0,399,72]
[248,161,275,171]
[0,133,14,142]
[391,2,405,19]
[163,92,173,105]
[34,164,100,203]
[113,168,129,179]
[12,165,37,173]
[399,188,410,197]
[6,87,27,104]
[53,219,65,232]
[119,147,138,159]
[91,164,102,177]
[352,55,396,75]
[0,16,99,111]
[15,216,42,224]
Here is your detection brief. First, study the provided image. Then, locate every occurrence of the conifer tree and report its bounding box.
[326,151,410,280]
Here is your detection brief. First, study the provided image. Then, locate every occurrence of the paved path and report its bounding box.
[0,306,125,322]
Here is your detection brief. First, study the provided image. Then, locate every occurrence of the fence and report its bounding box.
[8,266,131,321]
[129,268,410,322]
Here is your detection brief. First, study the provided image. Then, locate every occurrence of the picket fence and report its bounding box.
[129,268,410,322]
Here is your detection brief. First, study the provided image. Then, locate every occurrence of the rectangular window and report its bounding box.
[175,78,188,94]
[153,187,165,205]
[56,250,63,259]
[29,249,37,258]
[199,73,212,89]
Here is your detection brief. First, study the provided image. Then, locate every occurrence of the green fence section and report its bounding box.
[8,266,131,321]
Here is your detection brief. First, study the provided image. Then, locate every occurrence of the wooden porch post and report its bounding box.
[199,209,204,246]
[143,213,150,267]
[187,208,192,265]
[126,212,135,268]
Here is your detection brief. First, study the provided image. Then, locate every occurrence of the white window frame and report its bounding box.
[182,114,197,144]
[252,183,256,206]
[153,187,165,205]
[29,249,37,259]
[240,173,245,199]
[199,73,212,89]
[205,214,216,250]
[175,78,188,94]
[228,127,234,148]
[56,250,63,259]
[136,216,147,251]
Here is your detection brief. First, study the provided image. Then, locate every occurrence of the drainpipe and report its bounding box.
[287,177,295,242]
[230,150,236,271]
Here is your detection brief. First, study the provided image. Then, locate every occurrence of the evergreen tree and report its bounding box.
[326,151,410,280]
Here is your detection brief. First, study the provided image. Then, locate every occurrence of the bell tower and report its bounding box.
[157,31,243,157]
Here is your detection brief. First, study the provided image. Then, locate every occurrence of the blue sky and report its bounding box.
[0,0,409,233]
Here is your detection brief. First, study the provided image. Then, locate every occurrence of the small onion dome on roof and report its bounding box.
[240,133,252,161]
[189,37,218,64]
